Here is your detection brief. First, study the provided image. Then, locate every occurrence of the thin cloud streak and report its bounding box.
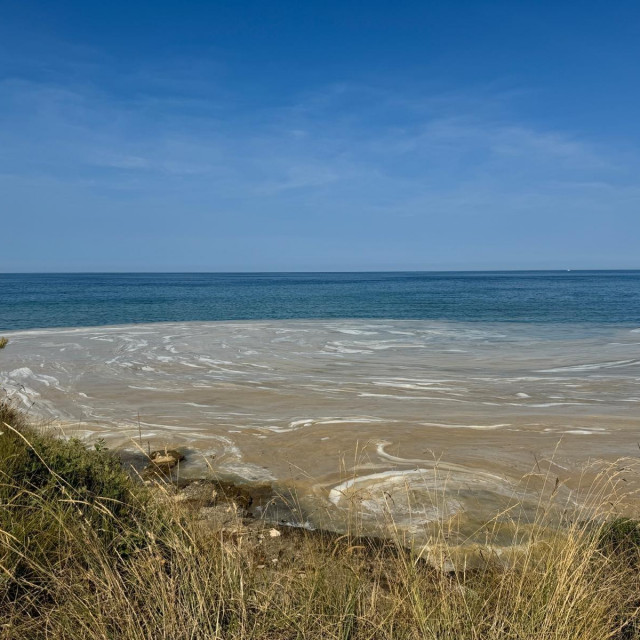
[1,60,639,270]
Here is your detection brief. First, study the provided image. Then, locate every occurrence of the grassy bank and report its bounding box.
[1,401,640,639]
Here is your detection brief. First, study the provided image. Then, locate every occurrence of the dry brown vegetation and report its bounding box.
[1,399,640,639]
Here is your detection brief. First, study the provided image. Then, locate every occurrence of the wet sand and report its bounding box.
[2,320,639,539]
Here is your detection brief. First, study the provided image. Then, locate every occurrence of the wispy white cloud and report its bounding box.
[1,61,639,269]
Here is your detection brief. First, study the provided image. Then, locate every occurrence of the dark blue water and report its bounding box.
[1,271,639,331]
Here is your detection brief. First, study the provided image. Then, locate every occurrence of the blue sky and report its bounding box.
[1,0,639,271]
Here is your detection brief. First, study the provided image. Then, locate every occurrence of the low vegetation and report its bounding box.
[0,396,639,638]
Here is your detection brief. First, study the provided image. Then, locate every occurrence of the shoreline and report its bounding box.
[4,316,640,337]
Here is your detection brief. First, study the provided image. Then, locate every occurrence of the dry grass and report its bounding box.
[1,400,640,639]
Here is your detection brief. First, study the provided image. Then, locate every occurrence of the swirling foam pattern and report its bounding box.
[2,320,639,538]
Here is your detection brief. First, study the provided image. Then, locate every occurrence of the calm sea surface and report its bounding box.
[1,271,640,330]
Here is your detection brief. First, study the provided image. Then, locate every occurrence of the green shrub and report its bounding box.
[0,400,153,608]
[598,518,640,561]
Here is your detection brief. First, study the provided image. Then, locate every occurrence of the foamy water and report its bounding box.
[2,320,639,537]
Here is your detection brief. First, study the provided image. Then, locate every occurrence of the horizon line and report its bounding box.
[2,269,640,276]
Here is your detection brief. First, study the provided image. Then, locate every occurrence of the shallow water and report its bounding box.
[2,319,640,538]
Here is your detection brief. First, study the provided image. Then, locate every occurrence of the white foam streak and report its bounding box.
[421,422,510,430]
[538,359,640,373]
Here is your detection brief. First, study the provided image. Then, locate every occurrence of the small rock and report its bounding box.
[149,449,185,470]
[268,528,281,538]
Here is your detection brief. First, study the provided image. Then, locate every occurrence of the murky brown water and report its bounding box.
[2,320,639,539]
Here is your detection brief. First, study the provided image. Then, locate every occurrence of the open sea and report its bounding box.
[2,271,640,539]
[1,271,640,331]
